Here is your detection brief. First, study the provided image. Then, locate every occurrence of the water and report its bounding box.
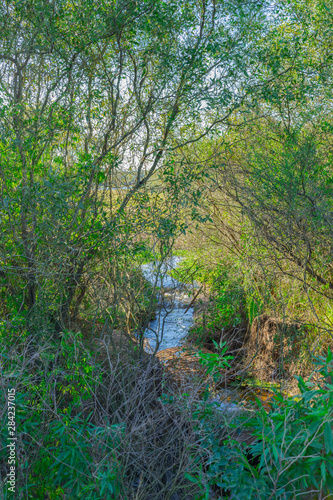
[141,258,263,415]
[141,256,197,352]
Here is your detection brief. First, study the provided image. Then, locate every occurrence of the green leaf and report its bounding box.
[184,472,198,484]
[321,461,327,483]
[324,422,333,454]
[272,444,279,463]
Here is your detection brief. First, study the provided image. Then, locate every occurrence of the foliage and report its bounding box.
[23,416,123,500]
[188,350,333,499]
[197,339,234,380]
[0,0,268,334]
[177,256,246,318]
[2,0,333,497]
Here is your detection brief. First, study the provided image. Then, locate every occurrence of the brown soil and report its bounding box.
[156,344,213,389]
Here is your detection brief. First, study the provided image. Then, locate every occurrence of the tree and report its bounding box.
[175,0,333,332]
[0,0,269,333]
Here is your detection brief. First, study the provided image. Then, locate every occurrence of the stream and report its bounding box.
[142,256,197,352]
[141,257,275,414]
[142,257,245,413]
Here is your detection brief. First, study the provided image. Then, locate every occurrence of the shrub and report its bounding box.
[0,327,204,499]
[188,349,333,499]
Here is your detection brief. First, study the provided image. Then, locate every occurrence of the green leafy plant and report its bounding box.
[28,415,123,499]
[197,340,234,381]
[188,350,333,499]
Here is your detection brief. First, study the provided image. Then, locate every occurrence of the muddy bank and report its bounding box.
[244,314,307,382]
[186,295,307,385]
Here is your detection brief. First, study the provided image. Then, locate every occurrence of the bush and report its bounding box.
[0,327,205,499]
[188,350,333,499]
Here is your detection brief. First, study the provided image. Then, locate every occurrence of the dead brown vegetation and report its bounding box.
[244,314,306,382]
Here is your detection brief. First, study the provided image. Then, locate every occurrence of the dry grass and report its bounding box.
[0,326,227,499]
